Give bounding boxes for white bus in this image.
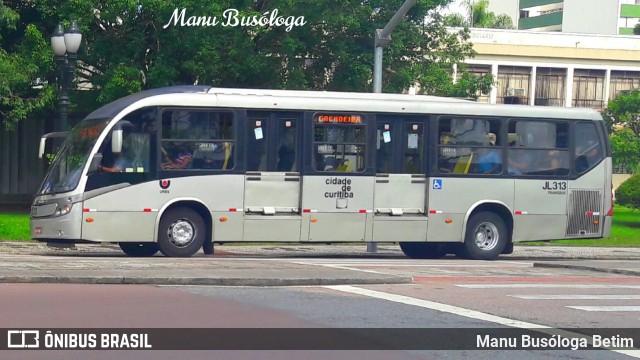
[31,86,613,260]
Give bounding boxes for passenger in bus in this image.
[575,140,601,173]
[475,147,502,174]
[98,153,131,173]
[542,149,567,174]
[507,153,528,175]
[162,143,193,169]
[277,133,296,171]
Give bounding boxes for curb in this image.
[533,262,640,277]
[0,276,413,286]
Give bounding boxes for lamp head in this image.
[63,21,82,54]
[51,24,66,56]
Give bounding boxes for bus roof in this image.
[85,85,603,122]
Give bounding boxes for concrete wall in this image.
[563,0,620,34]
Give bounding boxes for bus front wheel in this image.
[158,207,205,257]
[462,212,507,260]
[119,242,159,257]
[399,242,448,259]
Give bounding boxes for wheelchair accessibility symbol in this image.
[432,179,442,190]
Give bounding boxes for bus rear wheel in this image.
[158,207,205,257]
[461,211,507,260]
[119,242,159,257]
[399,242,449,259]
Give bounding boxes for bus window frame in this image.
[505,118,572,179]
[157,107,239,174]
[308,111,371,175]
[433,115,505,177]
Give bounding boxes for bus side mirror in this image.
[38,131,69,159]
[112,129,123,154]
[39,138,47,159]
[88,153,103,173]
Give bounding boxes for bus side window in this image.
[574,122,603,174]
[313,117,366,173]
[508,120,570,176]
[161,110,235,171]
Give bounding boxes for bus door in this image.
[372,116,428,242]
[243,112,302,241]
[301,113,373,242]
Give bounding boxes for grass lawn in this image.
[0,206,638,245]
[0,213,31,241]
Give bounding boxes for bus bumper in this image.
[602,216,613,238]
[31,204,83,242]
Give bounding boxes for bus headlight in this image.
[55,203,73,216]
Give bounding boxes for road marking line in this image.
[567,306,640,312]
[458,284,640,289]
[325,285,640,358]
[512,295,640,300]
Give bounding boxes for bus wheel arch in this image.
[462,203,513,260]
[157,200,212,257]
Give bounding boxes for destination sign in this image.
[316,114,362,124]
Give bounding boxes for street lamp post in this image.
[51,21,82,132]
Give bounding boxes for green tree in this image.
[1,0,491,128]
[445,0,514,29]
[603,89,640,173]
[634,23,640,35]
[0,1,55,129]
[616,174,640,209]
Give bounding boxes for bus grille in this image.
[566,190,602,236]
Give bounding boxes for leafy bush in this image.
[616,174,640,210]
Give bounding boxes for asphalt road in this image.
[1,252,639,360]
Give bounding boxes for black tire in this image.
[158,207,205,257]
[399,242,449,259]
[119,242,159,257]
[461,211,507,260]
[202,240,214,255]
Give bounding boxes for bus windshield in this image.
[38,119,110,195]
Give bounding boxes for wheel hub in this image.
[168,219,195,247]
[474,222,499,251]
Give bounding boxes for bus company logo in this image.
[7,330,40,348]
[159,180,171,189]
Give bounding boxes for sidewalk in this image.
[0,241,638,285]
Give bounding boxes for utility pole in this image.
[370,0,416,253]
[372,0,417,93]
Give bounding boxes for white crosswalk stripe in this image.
[457,284,640,289]
[567,306,640,312]
[457,283,640,313]
[511,295,640,300]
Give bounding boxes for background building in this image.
[459,28,640,109]
[471,0,640,35]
